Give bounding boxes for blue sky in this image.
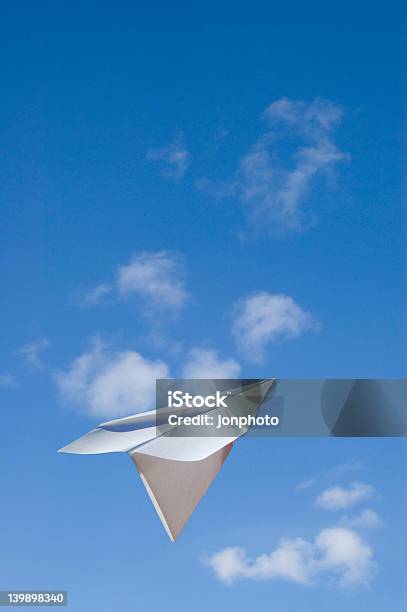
[0,2,406,610]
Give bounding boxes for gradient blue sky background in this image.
[1,2,406,611]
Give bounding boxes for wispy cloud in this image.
[327,461,363,478]
[182,348,241,378]
[146,133,191,180]
[296,461,363,492]
[204,527,375,588]
[199,97,349,233]
[296,478,316,491]
[78,283,112,307]
[80,251,188,312]
[316,482,375,511]
[16,338,50,369]
[0,373,15,387]
[340,509,381,530]
[56,338,169,418]
[232,292,318,362]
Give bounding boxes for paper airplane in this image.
[59,379,275,541]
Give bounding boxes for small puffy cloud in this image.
[117,251,187,309]
[146,134,191,180]
[0,373,15,387]
[80,251,188,311]
[340,510,381,530]
[232,292,317,362]
[314,527,375,588]
[56,339,169,418]
[200,97,349,233]
[204,539,312,586]
[316,482,375,511]
[205,547,250,585]
[205,527,375,589]
[182,348,241,379]
[17,338,50,369]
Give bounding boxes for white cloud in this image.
[232,292,317,362]
[205,547,251,584]
[17,338,50,369]
[315,527,375,588]
[146,133,191,180]
[0,373,15,387]
[56,339,169,418]
[81,251,188,311]
[182,348,241,378]
[117,251,187,309]
[200,97,349,233]
[340,510,381,530]
[205,527,375,589]
[316,482,375,511]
